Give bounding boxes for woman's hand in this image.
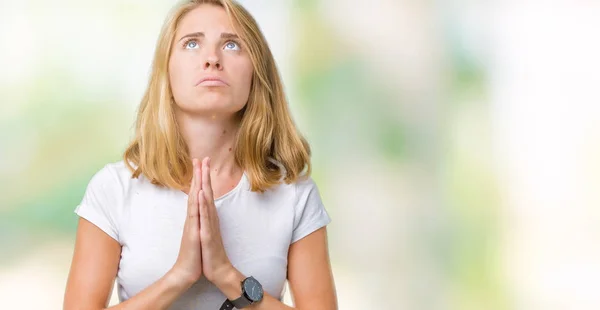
[198,157,235,284]
[171,158,203,287]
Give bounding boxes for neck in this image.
[175,110,241,177]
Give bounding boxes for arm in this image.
[63,218,194,310]
[65,159,207,310]
[214,227,338,310]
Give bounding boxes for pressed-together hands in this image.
[172,157,234,287]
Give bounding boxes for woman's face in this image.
[169,4,254,117]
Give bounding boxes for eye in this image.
[224,41,240,51]
[184,39,199,49]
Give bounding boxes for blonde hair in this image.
[123,0,311,192]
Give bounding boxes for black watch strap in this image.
[219,299,235,310]
[231,295,253,308]
[220,296,252,310]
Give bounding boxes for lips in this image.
[196,76,229,86]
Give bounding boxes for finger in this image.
[198,189,210,232]
[197,158,203,192]
[187,159,200,221]
[202,157,214,202]
[191,158,199,192]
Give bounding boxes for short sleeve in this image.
[74,164,122,243]
[291,177,332,243]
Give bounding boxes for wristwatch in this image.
[219,276,264,309]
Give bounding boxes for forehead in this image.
[176,4,237,37]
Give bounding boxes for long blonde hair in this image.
[124,0,311,192]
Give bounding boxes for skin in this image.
[63,4,337,310]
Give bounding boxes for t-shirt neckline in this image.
[178,171,247,204]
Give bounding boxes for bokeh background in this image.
[1,0,600,309]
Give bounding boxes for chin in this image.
[180,98,246,116]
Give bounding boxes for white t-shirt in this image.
[74,160,331,309]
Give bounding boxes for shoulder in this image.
[263,157,320,200]
[103,160,135,180]
[256,171,317,197]
[76,161,136,242]
[256,174,322,213]
[291,175,324,210]
[86,160,146,197]
[292,175,319,195]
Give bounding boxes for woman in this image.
[63,0,337,309]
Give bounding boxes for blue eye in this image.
[185,40,199,49]
[224,41,240,51]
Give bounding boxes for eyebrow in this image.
[178,32,239,42]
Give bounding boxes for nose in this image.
[204,55,222,70]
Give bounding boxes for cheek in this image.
[235,61,254,98]
[168,62,180,93]
[168,55,192,94]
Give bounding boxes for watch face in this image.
[243,277,264,302]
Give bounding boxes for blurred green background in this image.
[1,1,600,309]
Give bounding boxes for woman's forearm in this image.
[104,269,192,310]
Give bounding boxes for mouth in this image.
[196,77,229,87]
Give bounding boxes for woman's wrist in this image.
[213,265,246,300]
[167,267,196,292]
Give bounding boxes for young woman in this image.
[63,0,337,309]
